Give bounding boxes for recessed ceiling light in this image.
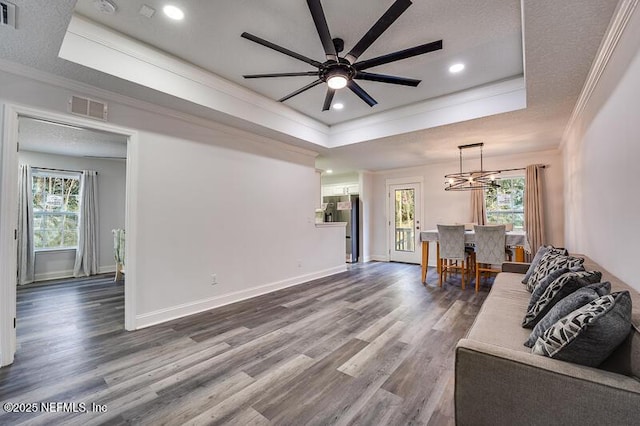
[163,5,185,20]
[94,0,117,14]
[333,103,344,110]
[449,63,465,73]
[326,169,333,174]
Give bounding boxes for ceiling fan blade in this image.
[242,32,323,68]
[322,88,335,111]
[354,40,443,71]
[244,71,320,79]
[355,71,420,87]
[348,81,378,107]
[278,79,324,102]
[306,0,338,61]
[345,0,412,64]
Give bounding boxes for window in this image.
[485,176,525,229]
[32,171,81,250]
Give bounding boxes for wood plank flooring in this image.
[0,263,490,425]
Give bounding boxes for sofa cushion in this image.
[532,291,632,367]
[524,282,611,347]
[525,251,585,292]
[522,270,603,328]
[521,245,568,285]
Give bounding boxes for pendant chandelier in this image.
[444,143,501,191]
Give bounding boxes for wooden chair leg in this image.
[438,258,443,287]
[461,260,466,290]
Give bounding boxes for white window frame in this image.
[31,169,82,252]
[485,175,525,230]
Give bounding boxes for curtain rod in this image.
[32,166,97,175]
[498,165,547,173]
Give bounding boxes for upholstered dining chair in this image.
[474,225,506,292]
[437,224,472,289]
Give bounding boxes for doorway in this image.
[387,180,422,264]
[0,104,138,367]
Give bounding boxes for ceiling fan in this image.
[241,0,443,111]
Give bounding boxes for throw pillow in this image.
[527,267,572,311]
[522,270,602,328]
[532,291,632,367]
[524,282,611,347]
[521,245,568,285]
[525,252,584,292]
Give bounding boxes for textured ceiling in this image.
[19,117,128,158]
[0,0,621,173]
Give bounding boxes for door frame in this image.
[0,103,140,367]
[385,176,423,263]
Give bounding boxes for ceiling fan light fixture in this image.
[327,75,348,90]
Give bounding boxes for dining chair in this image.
[474,225,506,292]
[437,224,472,289]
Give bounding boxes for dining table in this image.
[420,229,527,282]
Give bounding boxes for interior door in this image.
[388,183,422,263]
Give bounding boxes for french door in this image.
[388,183,422,264]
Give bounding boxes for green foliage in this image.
[485,177,525,228]
[32,174,81,249]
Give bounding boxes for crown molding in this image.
[561,0,639,147]
[0,59,320,160]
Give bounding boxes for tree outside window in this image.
[485,176,525,229]
[32,172,81,250]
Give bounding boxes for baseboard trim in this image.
[370,255,389,262]
[34,265,117,282]
[135,265,347,329]
[34,269,74,282]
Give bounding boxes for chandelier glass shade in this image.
[444,143,501,191]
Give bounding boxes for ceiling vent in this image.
[69,96,108,121]
[0,1,16,28]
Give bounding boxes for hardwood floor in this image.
[0,263,490,425]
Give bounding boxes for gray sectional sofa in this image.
[455,256,640,425]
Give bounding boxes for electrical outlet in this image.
[211,274,217,285]
[297,260,302,268]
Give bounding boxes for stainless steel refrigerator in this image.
[323,194,359,263]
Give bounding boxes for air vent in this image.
[0,1,16,28]
[69,96,108,121]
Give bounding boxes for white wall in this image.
[18,151,126,281]
[563,6,640,291]
[370,149,564,264]
[0,68,346,329]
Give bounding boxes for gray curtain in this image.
[471,189,487,225]
[17,164,35,285]
[74,170,99,277]
[524,164,546,259]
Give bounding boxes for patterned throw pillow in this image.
[525,252,584,292]
[532,291,632,367]
[524,282,611,347]
[522,270,602,328]
[521,246,568,285]
[527,267,572,311]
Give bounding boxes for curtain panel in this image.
[471,189,487,225]
[524,164,546,260]
[17,164,35,285]
[74,170,99,277]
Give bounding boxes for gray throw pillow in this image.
[525,252,584,293]
[521,246,568,285]
[527,267,572,311]
[522,270,602,328]
[525,282,611,347]
[532,291,632,367]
